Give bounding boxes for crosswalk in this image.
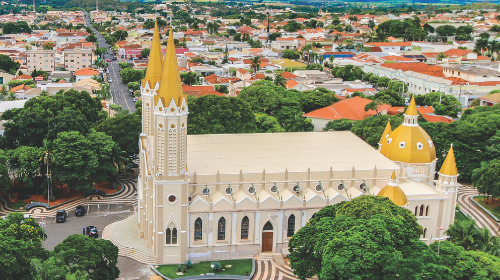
[0,172,139,219]
[252,255,298,280]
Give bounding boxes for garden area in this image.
[155,259,253,279]
[454,210,468,223]
[473,196,500,220]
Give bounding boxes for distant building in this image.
[26,50,56,72]
[63,48,94,71]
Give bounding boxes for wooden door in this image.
[262,232,273,252]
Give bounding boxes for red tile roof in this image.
[281,72,298,79]
[74,68,99,76]
[303,96,391,121]
[387,106,454,123]
[286,80,300,89]
[381,63,444,77]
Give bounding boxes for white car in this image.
[108,79,112,83]
[129,89,134,93]
[133,98,138,102]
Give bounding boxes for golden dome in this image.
[378,120,392,154]
[380,96,436,164]
[439,145,458,176]
[378,171,408,206]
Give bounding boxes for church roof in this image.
[439,145,458,176]
[156,28,185,107]
[377,171,408,206]
[186,131,399,175]
[378,120,392,146]
[143,21,163,90]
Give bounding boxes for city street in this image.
[84,12,136,113]
[35,204,135,250]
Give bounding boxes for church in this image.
[137,22,460,264]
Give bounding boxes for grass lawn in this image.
[473,196,500,220]
[454,210,468,223]
[8,200,29,210]
[156,259,253,279]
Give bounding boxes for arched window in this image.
[172,228,177,244]
[263,221,273,231]
[414,206,418,216]
[423,228,427,238]
[287,214,295,237]
[166,228,171,244]
[194,218,202,241]
[419,205,424,216]
[241,216,249,240]
[425,206,429,216]
[218,217,226,241]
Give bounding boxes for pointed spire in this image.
[378,171,407,206]
[390,171,396,180]
[439,144,458,176]
[143,21,163,89]
[405,96,418,116]
[378,120,392,145]
[156,28,185,107]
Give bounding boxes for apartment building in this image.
[64,48,94,71]
[26,50,56,72]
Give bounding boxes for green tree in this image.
[254,113,285,133]
[127,81,140,91]
[120,68,144,84]
[94,114,142,156]
[187,95,257,134]
[8,146,44,188]
[0,149,11,192]
[471,159,500,202]
[118,62,130,69]
[53,234,119,280]
[330,65,364,81]
[52,131,98,190]
[141,48,150,58]
[273,73,287,88]
[436,25,457,37]
[282,50,301,60]
[302,88,339,113]
[112,30,128,41]
[0,54,20,74]
[86,130,116,182]
[180,72,200,85]
[325,119,353,131]
[250,56,261,73]
[86,34,97,43]
[288,196,444,280]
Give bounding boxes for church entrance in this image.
[262,221,273,252]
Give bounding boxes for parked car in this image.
[75,205,85,216]
[108,79,112,83]
[86,226,99,238]
[129,89,133,93]
[106,69,110,74]
[112,57,117,61]
[133,97,138,102]
[105,59,111,62]
[56,210,68,223]
[125,163,139,170]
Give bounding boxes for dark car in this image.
[75,205,85,216]
[125,163,139,170]
[55,210,68,223]
[86,226,99,238]
[112,57,117,60]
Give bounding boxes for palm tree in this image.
[7,92,17,101]
[446,217,478,251]
[355,43,364,52]
[301,44,313,61]
[335,43,344,52]
[39,90,50,97]
[250,56,261,73]
[489,40,500,60]
[0,85,8,100]
[274,73,286,87]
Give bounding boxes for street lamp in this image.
[437,227,444,256]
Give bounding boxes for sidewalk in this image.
[113,213,153,256]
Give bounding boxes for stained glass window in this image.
[218,217,226,240]
[172,228,177,244]
[287,215,295,237]
[241,216,249,239]
[166,228,171,244]
[194,218,202,241]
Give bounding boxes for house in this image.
[0,71,14,86]
[364,42,412,53]
[303,96,391,131]
[478,92,500,106]
[73,68,100,82]
[286,80,310,91]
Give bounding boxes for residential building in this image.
[63,48,94,71]
[26,50,56,72]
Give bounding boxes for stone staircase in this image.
[102,219,154,265]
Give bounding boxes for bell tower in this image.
[139,25,189,264]
[435,145,460,232]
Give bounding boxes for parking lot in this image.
[35,203,135,250]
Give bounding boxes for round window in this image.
[270,185,278,193]
[399,141,406,148]
[387,138,392,144]
[337,183,344,191]
[225,187,233,195]
[416,142,423,150]
[168,195,177,203]
[315,184,323,192]
[248,186,256,194]
[293,185,301,193]
[359,183,366,191]
[202,188,210,196]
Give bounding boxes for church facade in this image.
[137,23,460,265]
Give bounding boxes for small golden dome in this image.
[378,120,392,154]
[378,171,408,206]
[439,144,458,176]
[381,96,436,164]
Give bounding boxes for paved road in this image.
[457,185,499,236]
[84,12,136,113]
